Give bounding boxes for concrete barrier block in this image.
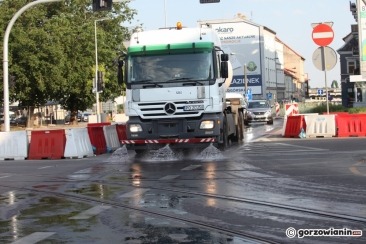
[64,128,94,159]
[0,131,29,160]
[103,125,120,152]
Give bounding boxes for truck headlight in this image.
[129,124,142,133]
[200,120,214,129]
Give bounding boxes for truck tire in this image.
[232,111,244,142]
[237,110,244,141]
[219,118,229,151]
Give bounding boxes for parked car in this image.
[82,112,93,122]
[244,100,273,125]
[10,117,28,127]
[64,112,82,124]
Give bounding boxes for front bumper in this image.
[121,138,216,150]
[246,113,273,122]
[124,113,223,150]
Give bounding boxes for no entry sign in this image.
[312,24,334,46]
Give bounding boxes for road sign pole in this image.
[312,23,334,115]
[321,46,330,114]
[244,64,248,98]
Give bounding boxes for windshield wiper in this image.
[134,79,163,88]
[166,78,204,86]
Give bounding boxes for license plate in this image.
[184,105,204,111]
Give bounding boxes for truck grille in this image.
[137,101,203,118]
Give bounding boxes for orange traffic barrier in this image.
[115,123,127,143]
[28,129,66,160]
[336,114,366,137]
[284,115,305,138]
[87,124,107,154]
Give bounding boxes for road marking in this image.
[69,205,111,220]
[274,143,327,151]
[253,138,271,142]
[350,160,366,177]
[74,168,92,174]
[118,188,149,198]
[0,174,11,179]
[38,166,52,169]
[159,175,180,181]
[11,232,55,244]
[181,165,201,171]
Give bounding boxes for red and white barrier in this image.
[282,103,299,136]
[275,102,280,117]
[285,103,299,116]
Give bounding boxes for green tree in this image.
[0,0,136,125]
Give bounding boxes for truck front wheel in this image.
[219,119,229,151]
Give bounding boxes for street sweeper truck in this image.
[118,22,245,154]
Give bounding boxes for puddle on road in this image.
[0,195,92,243]
[124,217,242,244]
[68,183,123,200]
[0,191,33,206]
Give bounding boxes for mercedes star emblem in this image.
[164,103,176,115]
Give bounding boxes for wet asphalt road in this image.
[0,118,366,244]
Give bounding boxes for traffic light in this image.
[93,0,112,12]
[97,71,104,92]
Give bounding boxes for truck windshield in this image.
[127,52,214,84]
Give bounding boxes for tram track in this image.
[93,179,366,225]
[1,162,366,226]
[2,176,366,226]
[0,183,278,244]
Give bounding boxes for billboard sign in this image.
[226,75,262,94]
[207,21,262,95]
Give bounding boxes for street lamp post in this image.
[164,0,167,27]
[274,56,281,103]
[243,63,248,97]
[2,0,62,132]
[94,18,110,123]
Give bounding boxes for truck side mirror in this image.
[221,62,228,78]
[221,53,229,62]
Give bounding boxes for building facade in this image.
[338,2,366,108]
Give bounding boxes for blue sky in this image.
[125,0,356,88]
